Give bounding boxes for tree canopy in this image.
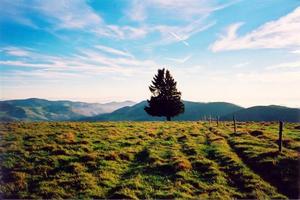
[145,68,184,121]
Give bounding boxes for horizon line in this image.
[1,97,299,109]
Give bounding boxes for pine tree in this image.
[145,68,184,121]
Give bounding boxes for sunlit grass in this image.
[0,121,299,199]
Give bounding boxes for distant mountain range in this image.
[82,101,300,122]
[220,105,300,122]
[0,98,135,121]
[0,98,299,122]
[82,101,244,121]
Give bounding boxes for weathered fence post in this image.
[217,116,219,127]
[233,115,237,133]
[278,121,283,152]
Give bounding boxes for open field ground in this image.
[0,121,299,199]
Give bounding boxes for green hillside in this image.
[82,101,300,122]
[1,99,299,122]
[1,122,299,199]
[82,101,244,121]
[221,105,300,122]
[0,98,135,121]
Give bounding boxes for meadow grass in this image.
[0,121,299,199]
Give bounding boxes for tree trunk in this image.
[166,116,171,121]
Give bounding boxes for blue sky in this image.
[0,0,299,107]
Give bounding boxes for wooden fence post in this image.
[278,121,283,152]
[217,116,219,127]
[233,115,237,133]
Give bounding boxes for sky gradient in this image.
[0,0,300,107]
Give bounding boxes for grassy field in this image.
[0,121,299,199]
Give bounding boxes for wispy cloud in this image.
[166,55,192,63]
[1,47,32,57]
[123,0,235,46]
[1,0,149,40]
[0,0,38,29]
[34,0,103,29]
[99,25,148,39]
[169,32,190,46]
[127,0,239,21]
[232,62,250,69]
[151,18,216,46]
[1,0,232,45]
[290,49,300,54]
[94,45,133,58]
[266,61,300,70]
[36,1,150,40]
[211,7,300,52]
[0,46,157,79]
[236,71,300,83]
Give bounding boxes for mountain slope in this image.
[81,101,244,121]
[0,98,135,121]
[1,98,299,122]
[220,105,300,122]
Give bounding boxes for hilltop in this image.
[82,101,300,122]
[0,98,135,121]
[0,98,299,122]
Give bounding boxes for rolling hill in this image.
[220,105,300,122]
[1,98,299,122]
[0,98,135,121]
[81,101,244,121]
[81,101,300,122]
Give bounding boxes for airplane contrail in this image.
[169,32,190,47]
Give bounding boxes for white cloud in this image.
[127,0,147,21]
[0,0,39,29]
[150,18,216,46]
[94,45,133,58]
[34,1,148,40]
[1,0,233,43]
[211,7,300,52]
[104,25,148,39]
[1,0,150,40]
[127,0,239,21]
[166,55,192,63]
[124,0,234,45]
[266,61,300,70]
[232,62,249,68]
[1,47,32,57]
[78,49,156,70]
[33,0,103,29]
[169,32,190,46]
[0,60,47,68]
[236,71,300,83]
[0,46,158,79]
[290,49,300,54]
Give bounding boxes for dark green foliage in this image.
[145,69,184,121]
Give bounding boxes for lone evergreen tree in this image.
[145,68,184,121]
